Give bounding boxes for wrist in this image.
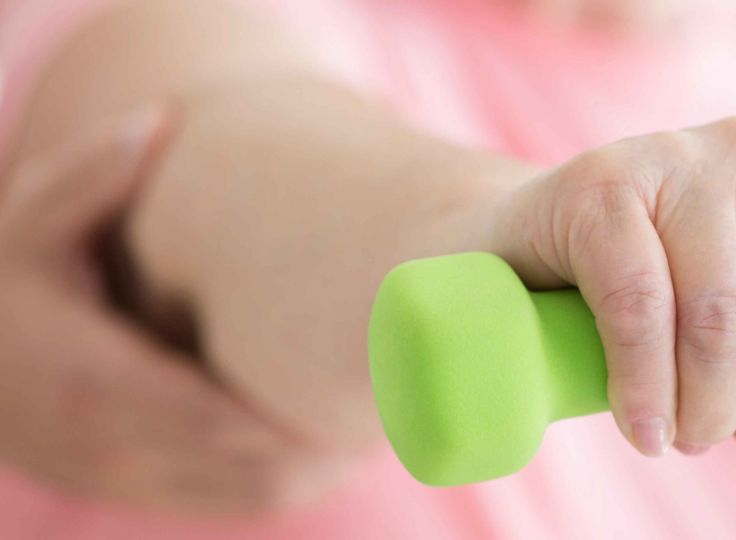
[452,150,542,255]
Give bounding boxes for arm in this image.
[15,0,535,462]
[21,0,733,507]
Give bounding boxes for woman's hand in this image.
[490,117,736,457]
[0,108,303,512]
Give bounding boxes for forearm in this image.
[14,0,536,259]
[128,74,536,308]
[121,72,539,448]
[14,0,540,451]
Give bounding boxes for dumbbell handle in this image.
[531,287,608,421]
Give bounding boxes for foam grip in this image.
[369,252,609,486]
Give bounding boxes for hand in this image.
[490,117,736,457]
[0,107,305,512]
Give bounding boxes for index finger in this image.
[566,182,676,457]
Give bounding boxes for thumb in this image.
[2,104,171,253]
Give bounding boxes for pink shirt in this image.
[1,0,736,538]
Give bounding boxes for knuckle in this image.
[611,381,669,421]
[554,146,653,243]
[608,366,673,413]
[650,129,694,157]
[561,147,624,192]
[612,378,666,397]
[598,274,671,347]
[566,183,632,255]
[584,180,630,216]
[678,294,736,366]
[561,171,641,231]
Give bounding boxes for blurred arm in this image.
[13,0,538,457]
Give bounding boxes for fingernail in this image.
[632,417,670,457]
[120,104,167,162]
[674,441,710,456]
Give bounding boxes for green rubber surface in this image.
[369,252,609,486]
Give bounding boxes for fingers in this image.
[567,182,676,457]
[0,104,171,254]
[660,178,736,451]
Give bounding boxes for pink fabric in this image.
[2,0,736,537]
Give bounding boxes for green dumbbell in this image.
[368,252,609,486]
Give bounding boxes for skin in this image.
[488,124,736,454]
[0,109,318,512]
[7,0,735,511]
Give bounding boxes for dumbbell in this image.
[368,252,608,486]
